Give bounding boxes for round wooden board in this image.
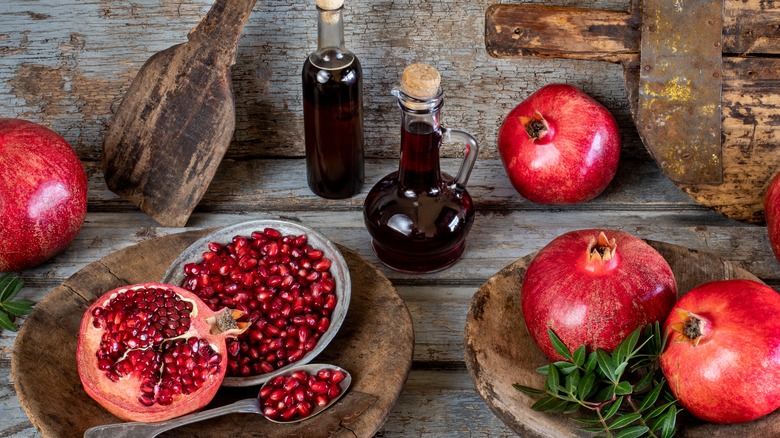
[11,230,414,438]
[464,240,780,437]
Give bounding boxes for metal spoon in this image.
[83,364,351,438]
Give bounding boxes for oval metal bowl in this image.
[162,219,351,387]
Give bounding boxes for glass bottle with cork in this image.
[303,0,364,199]
[363,64,479,273]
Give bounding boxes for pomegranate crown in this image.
[519,110,549,140]
[668,309,706,347]
[587,232,617,263]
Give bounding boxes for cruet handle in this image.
[442,128,479,187]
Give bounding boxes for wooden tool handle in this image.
[485,3,640,63]
[189,0,259,63]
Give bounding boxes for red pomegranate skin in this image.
[497,84,620,204]
[77,283,243,422]
[765,171,780,263]
[521,229,677,361]
[0,118,87,272]
[660,279,780,424]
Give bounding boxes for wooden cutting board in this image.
[464,240,780,437]
[486,0,780,224]
[11,230,414,438]
[102,0,257,227]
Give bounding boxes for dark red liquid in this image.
[303,56,364,198]
[363,121,474,273]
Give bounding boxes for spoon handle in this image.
[83,398,261,438]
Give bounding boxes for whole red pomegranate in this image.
[77,283,247,422]
[765,171,780,263]
[0,118,87,272]
[497,84,620,204]
[660,279,780,424]
[521,229,677,361]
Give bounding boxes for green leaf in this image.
[594,385,617,403]
[637,381,664,412]
[651,405,678,438]
[554,361,579,376]
[602,396,624,421]
[536,364,550,376]
[580,426,609,433]
[1,300,34,317]
[546,363,560,395]
[610,413,642,429]
[623,326,643,357]
[613,362,629,380]
[512,383,544,395]
[660,407,678,438]
[563,401,581,414]
[645,401,676,420]
[633,370,655,394]
[565,369,581,393]
[614,381,632,396]
[578,372,596,400]
[573,345,586,368]
[531,396,569,413]
[597,349,617,382]
[548,328,572,361]
[614,425,649,438]
[0,275,23,302]
[585,351,599,373]
[572,416,603,425]
[0,311,16,332]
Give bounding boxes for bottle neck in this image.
[398,105,443,190]
[318,7,346,51]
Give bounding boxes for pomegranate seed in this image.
[296,401,312,417]
[310,381,329,394]
[263,228,281,240]
[328,385,342,399]
[307,249,324,261]
[293,234,307,247]
[317,369,332,381]
[315,394,329,407]
[263,406,279,419]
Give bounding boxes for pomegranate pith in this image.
[77,283,246,422]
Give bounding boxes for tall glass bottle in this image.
[363,64,479,273]
[303,0,364,198]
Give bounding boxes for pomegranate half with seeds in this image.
[76,283,247,422]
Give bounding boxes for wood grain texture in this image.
[0,0,647,163]
[10,231,413,438]
[485,1,780,223]
[2,1,780,436]
[464,241,780,438]
[102,0,257,227]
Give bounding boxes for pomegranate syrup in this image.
[303,56,364,198]
[364,121,475,273]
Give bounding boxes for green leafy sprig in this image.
[0,273,34,332]
[514,323,681,438]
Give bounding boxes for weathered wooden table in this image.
[1,1,777,436]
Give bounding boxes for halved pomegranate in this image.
[76,283,247,422]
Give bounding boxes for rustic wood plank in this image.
[84,158,700,214]
[485,3,639,62]
[102,0,258,227]
[487,0,780,60]
[0,0,648,163]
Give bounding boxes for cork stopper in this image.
[316,0,344,10]
[401,64,441,100]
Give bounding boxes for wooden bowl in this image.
[464,240,780,437]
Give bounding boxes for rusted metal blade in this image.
[637,0,724,184]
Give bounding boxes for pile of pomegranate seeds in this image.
[259,368,347,421]
[91,287,221,406]
[181,227,338,377]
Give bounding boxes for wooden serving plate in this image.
[11,230,414,438]
[464,240,780,437]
